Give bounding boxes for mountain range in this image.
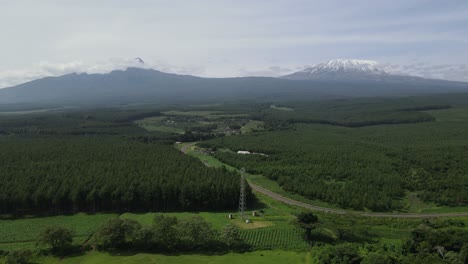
[1,59,467,106]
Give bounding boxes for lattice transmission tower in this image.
[239,168,247,220]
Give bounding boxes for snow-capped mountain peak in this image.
[282,59,391,81]
[303,59,388,74]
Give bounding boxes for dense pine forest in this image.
[1,95,468,214]
[0,136,247,215]
[201,95,468,212]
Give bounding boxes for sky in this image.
[0,0,467,88]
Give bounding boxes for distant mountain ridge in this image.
[0,65,468,106]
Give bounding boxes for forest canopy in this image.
[0,136,248,215]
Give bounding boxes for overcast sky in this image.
[1,0,467,88]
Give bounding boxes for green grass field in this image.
[0,194,306,252]
[135,116,185,134]
[426,107,468,122]
[241,120,265,134]
[270,105,294,111]
[162,110,224,116]
[184,145,236,169]
[0,213,117,251]
[0,108,67,116]
[37,250,309,264]
[162,110,248,119]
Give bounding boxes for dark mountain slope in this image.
[0,67,467,106]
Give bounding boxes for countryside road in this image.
[181,142,468,218]
[249,183,468,218]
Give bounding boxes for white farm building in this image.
[237,150,251,155]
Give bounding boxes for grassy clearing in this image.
[138,123,184,134]
[241,120,265,134]
[186,145,236,170]
[0,189,308,253]
[0,108,67,116]
[403,191,468,214]
[270,105,294,111]
[135,116,184,134]
[122,205,310,250]
[162,110,248,120]
[121,212,237,231]
[39,250,308,264]
[426,107,468,122]
[162,110,224,116]
[0,213,116,251]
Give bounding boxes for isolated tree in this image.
[36,226,73,253]
[296,212,319,241]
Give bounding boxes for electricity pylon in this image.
[239,168,247,220]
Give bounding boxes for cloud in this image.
[238,66,294,77]
[1,58,467,89]
[0,58,206,88]
[386,62,468,82]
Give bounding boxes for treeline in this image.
[90,215,247,252]
[3,215,247,263]
[0,137,251,215]
[0,112,146,136]
[248,95,468,129]
[114,111,162,123]
[253,100,442,128]
[261,111,435,128]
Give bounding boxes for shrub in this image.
[36,226,73,253]
[5,250,32,264]
[90,218,142,250]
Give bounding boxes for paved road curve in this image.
[181,142,468,218]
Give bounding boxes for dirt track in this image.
[250,183,468,218]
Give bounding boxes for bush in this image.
[151,215,179,250]
[221,224,245,249]
[315,243,361,264]
[361,253,398,264]
[36,226,73,253]
[176,216,218,250]
[90,218,142,250]
[5,250,32,264]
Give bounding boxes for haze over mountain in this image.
[1,59,468,106]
